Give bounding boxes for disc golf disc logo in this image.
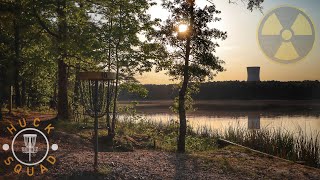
[2,118,58,176]
[258,6,315,63]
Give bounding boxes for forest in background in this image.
[119,81,320,100]
[0,0,166,116]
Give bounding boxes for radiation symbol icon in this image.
[258,6,315,63]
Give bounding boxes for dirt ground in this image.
[1,130,320,180]
[1,110,320,180]
[0,109,56,123]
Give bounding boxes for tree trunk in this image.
[177,2,194,153]
[0,96,2,121]
[26,81,30,107]
[178,85,187,152]
[0,76,2,121]
[177,39,191,153]
[111,5,122,138]
[57,59,69,119]
[56,0,69,120]
[73,64,80,102]
[21,79,26,106]
[53,73,58,110]
[106,18,112,135]
[0,106,2,121]
[13,2,21,107]
[111,47,119,138]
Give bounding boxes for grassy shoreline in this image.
[56,113,320,168]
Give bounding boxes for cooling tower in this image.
[247,67,260,82]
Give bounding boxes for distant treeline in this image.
[119,81,320,100]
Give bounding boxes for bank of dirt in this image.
[1,130,320,180]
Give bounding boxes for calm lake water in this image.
[120,100,320,137]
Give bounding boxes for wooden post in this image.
[9,86,13,113]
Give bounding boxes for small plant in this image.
[98,165,111,175]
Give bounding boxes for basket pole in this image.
[94,80,99,171]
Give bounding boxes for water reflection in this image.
[119,100,320,141]
[130,113,320,137]
[248,114,260,130]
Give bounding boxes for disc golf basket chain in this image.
[79,79,115,118]
[22,134,38,162]
[77,71,116,171]
[73,75,115,126]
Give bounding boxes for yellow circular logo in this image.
[258,6,315,63]
[2,118,58,177]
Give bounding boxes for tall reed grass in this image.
[118,115,320,168]
[219,125,320,167]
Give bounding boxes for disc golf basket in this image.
[77,71,116,170]
[22,134,38,162]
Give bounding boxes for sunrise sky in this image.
[136,0,320,84]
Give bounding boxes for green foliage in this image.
[55,120,83,134]
[156,0,228,152]
[116,115,217,152]
[0,0,58,107]
[120,83,148,98]
[156,0,227,82]
[0,0,166,115]
[95,0,167,78]
[244,0,264,11]
[170,82,199,113]
[118,101,138,116]
[186,135,216,152]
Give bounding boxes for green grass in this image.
[220,125,320,168]
[116,116,218,152]
[98,165,112,175]
[118,115,320,168]
[59,114,320,168]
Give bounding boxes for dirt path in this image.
[1,110,56,123]
[2,131,320,180]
